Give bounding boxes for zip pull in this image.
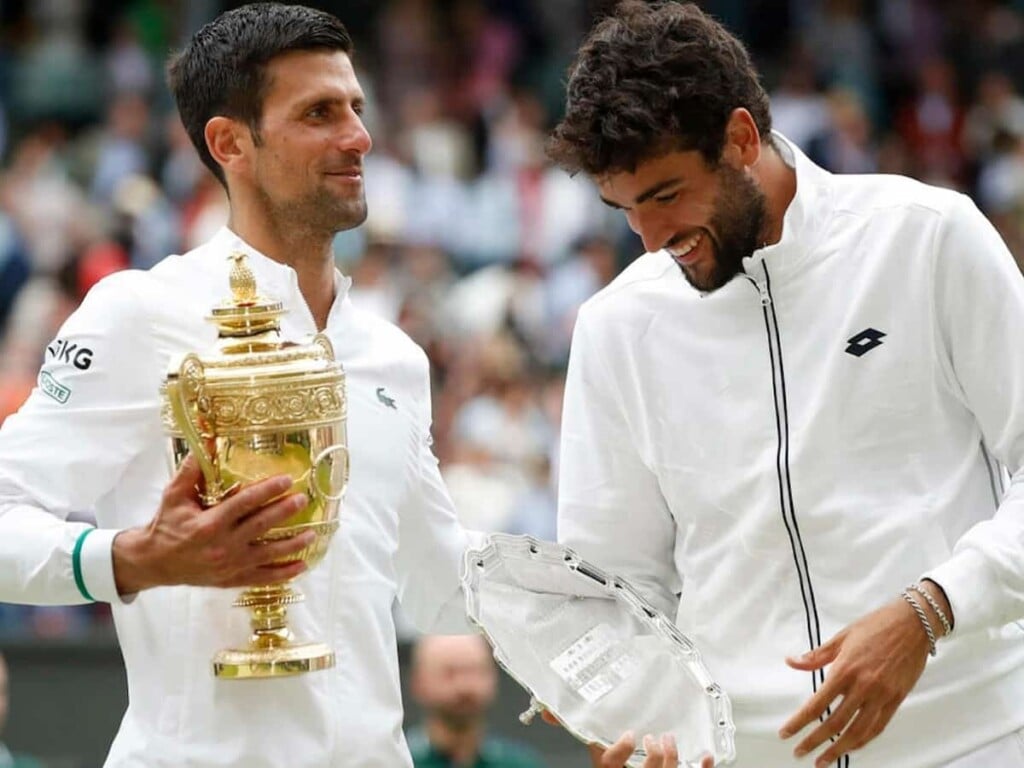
[755,281,771,307]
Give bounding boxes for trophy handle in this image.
[310,444,349,504]
[311,333,336,361]
[167,354,226,505]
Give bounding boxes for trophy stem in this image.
[240,583,300,648]
[211,583,335,679]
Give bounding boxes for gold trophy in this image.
[162,253,349,679]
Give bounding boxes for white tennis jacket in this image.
[558,136,1024,767]
[0,227,473,767]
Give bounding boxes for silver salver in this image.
[462,534,736,767]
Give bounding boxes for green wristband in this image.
[72,528,97,602]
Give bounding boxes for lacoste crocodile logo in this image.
[376,386,397,409]
[845,328,886,357]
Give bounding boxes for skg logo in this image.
[46,338,94,370]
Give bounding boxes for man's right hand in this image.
[589,732,714,768]
[111,455,314,595]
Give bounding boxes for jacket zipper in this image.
[748,263,847,767]
[980,441,1006,509]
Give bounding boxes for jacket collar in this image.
[740,131,834,282]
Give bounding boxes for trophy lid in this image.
[208,252,286,339]
[161,253,345,438]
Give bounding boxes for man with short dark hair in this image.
[551,2,1024,767]
[0,5,474,767]
[407,635,547,768]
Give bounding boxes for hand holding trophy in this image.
[162,253,350,679]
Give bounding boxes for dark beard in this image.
[432,706,484,732]
[678,163,767,292]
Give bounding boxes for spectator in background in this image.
[0,123,93,275]
[104,17,154,98]
[442,332,550,534]
[768,43,829,152]
[804,0,879,121]
[0,214,29,339]
[88,93,150,205]
[407,635,547,768]
[806,87,878,174]
[376,0,444,117]
[963,70,1024,165]
[543,235,618,365]
[897,56,966,186]
[975,128,1024,271]
[0,653,43,768]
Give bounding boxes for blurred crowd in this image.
[4,0,1024,638]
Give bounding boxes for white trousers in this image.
[942,728,1024,767]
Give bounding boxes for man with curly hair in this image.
[551,2,1024,767]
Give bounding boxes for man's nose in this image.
[340,113,372,156]
[627,209,669,254]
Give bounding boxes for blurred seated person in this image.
[407,635,547,768]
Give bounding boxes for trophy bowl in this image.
[162,253,349,679]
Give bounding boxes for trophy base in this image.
[212,642,335,679]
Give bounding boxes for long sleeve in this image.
[0,271,159,606]
[557,304,681,618]
[394,350,479,634]
[924,193,1024,634]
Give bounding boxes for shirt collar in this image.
[741,131,833,280]
[204,226,353,305]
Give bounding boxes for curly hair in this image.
[167,3,353,189]
[548,0,772,176]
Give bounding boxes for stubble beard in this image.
[256,182,368,246]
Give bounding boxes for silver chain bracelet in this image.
[908,583,952,637]
[901,589,937,657]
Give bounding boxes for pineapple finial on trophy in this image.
[228,252,258,305]
[211,254,284,339]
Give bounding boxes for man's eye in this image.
[654,192,678,204]
[307,107,327,119]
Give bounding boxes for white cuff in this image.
[922,549,994,636]
[75,527,134,605]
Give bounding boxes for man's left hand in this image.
[588,732,714,768]
[778,597,932,767]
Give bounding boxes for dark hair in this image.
[167,3,354,187]
[548,0,772,176]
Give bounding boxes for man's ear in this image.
[204,116,251,179]
[721,108,762,169]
